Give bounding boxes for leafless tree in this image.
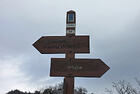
[106,79,140,94]
[113,80,138,94]
[105,88,113,94]
[75,87,88,94]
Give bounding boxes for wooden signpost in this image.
[33,10,110,94]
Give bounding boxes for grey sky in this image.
[0,0,140,94]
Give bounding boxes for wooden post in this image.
[63,77,74,94]
[63,10,76,94]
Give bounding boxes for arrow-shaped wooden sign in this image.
[33,36,89,54]
[50,58,110,77]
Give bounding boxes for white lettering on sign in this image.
[67,65,83,70]
[66,24,76,28]
[66,30,75,34]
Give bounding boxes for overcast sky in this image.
[0,0,140,94]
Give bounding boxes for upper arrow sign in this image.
[50,58,110,77]
[33,36,89,54]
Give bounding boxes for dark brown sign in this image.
[50,58,110,77]
[33,36,89,54]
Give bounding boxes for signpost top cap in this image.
[66,10,76,24]
[67,10,76,13]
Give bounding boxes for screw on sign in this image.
[33,10,110,94]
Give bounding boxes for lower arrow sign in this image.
[50,58,110,77]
